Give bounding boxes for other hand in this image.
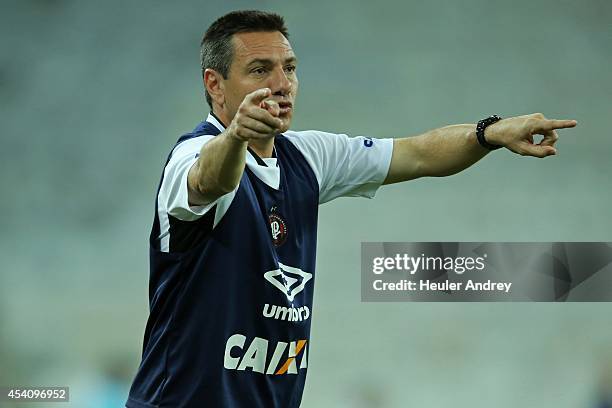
[485,113,577,157]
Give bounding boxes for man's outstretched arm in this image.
[383,113,578,185]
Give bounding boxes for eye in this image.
[251,67,267,75]
[284,64,297,73]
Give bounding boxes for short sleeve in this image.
[158,135,235,222]
[284,130,394,204]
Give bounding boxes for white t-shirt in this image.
[156,114,394,250]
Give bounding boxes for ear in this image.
[204,68,225,107]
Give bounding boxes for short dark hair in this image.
[200,10,289,108]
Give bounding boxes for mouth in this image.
[278,101,293,115]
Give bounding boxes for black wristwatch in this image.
[476,115,503,150]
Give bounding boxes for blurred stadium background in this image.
[1,0,611,407]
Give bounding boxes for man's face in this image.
[221,31,298,132]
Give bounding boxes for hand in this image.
[485,113,577,157]
[226,88,284,142]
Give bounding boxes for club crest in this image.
[269,207,288,247]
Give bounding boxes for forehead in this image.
[231,31,295,64]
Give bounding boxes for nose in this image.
[269,66,292,97]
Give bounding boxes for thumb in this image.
[260,99,280,117]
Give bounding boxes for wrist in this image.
[224,127,250,144]
[476,115,503,150]
[484,123,500,146]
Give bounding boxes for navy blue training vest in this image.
[126,119,319,408]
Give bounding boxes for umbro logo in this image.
[264,263,312,302]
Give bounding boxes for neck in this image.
[248,138,275,158]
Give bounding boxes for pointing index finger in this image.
[539,119,578,131]
[246,88,272,105]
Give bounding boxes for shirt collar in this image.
[205,112,280,189]
[207,112,226,133]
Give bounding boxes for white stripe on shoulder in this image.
[157,194,171,252]
[170,134,216,161]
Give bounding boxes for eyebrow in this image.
[246,56,298,67]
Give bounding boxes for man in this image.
[126,10,577,408]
